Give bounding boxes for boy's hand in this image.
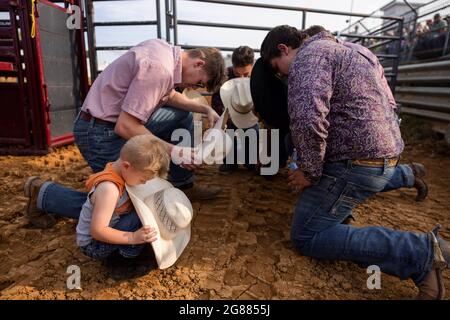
[132,226,158,244]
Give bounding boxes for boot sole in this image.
[415,179,429,202]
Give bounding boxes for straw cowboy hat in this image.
[182,88,209,124]
[220,77,259,129]
[126,177,193,269]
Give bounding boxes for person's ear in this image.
[194,58,205,69]
[277,44,289,55]
[121,161,131,170]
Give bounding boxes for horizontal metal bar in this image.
[396,98,450,113]
[94,21,157,27]
[376,54,398,59]
[181,44,260,52]
[401,107,450,122]
[396,75,450,83]
[177,20,272,31]
[0,28,13,38]
[96,46,132,51]
[396,87,450,96]
[335,33,400,40]
[183,0,403,20]
[368,39,393,50]
[91,0,151,1]
[0,70,17,77]
[396,60,450,72]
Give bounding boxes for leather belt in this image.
[79,111,115,126]
[352,157,399,167]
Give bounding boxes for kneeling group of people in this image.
[23,24,450,299]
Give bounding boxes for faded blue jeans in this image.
[79,211,145,260]
[37,106,194,219]
[291,160,434,285]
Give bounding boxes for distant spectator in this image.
[416,22,425,37]
[430,14,447,35]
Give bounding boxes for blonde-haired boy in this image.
[76,135,170,261]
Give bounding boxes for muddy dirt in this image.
[0,137,449,300]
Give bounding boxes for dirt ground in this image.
[0,133,449,300]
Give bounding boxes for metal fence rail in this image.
[85,0,162,78]
[386,60,450,123]
[166,0,404,92]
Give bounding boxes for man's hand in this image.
[206,107,220,128]
[170,145,201,171]
[287,169,312,193]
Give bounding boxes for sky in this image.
[91,0,432,68]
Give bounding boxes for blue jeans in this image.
[291,160,434,285]
[74,106,195,186]
[37,106,194,219]
[80,211,145,260]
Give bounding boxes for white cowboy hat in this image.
[220,78,259,129]
[200,109,233,164]
[126,177,193,269]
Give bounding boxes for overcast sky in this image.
[92,0,432,68]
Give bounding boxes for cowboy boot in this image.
[416,225,448,300]
[409,162,428,202]
[24,176,56,229]
[181,183,222,201]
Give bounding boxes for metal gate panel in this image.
[0,1,31,145]
[36,0,85,145]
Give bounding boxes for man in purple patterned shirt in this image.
[261,25,450,299]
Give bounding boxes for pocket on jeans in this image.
[329,183,363,218]
[73,131,90,160]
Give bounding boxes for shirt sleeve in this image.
[288,49,334,179]
[121,57,172,122]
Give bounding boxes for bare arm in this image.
[90,182,155,245]
[114,111,174,153]
[167,90,219,127]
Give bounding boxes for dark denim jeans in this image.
[291,160,434,285]
[37,106,194,219]
[79,211,145,260]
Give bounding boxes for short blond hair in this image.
[120,135,170,179]
[187,47,227,93]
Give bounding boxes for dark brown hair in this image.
[232,46,255,67]
[187,47,227,92]
[305,25,327,37]
[260,25,309,62]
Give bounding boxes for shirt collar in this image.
[173,46,182,85]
